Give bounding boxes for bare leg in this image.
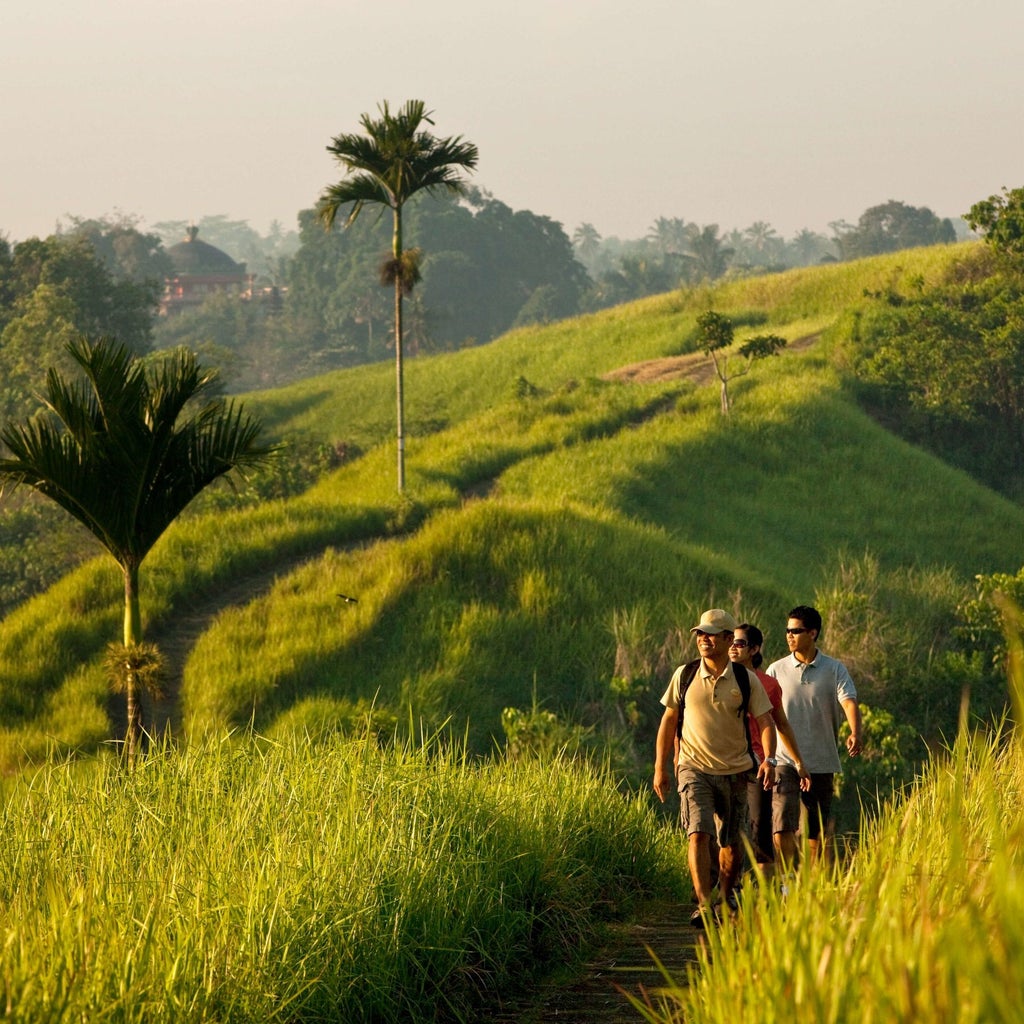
[688,832,714,906]
[774,830,799,871]
[718,844,742,901]
[808,834,833,866]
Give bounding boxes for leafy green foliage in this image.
[835,254,1024,495]
[60,214,174,285]
[501,700,594,761]
[288,188,590,364]
[0,234,159,422]
[0,339,274,573]
[958,568,1024,661]
[696,309,735,352]
[965,186,1024,262]
[0,337,276,760]
[0,495,95,617]
[695,309,787,413]
[835,703,917,816]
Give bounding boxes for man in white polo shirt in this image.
[766,604,862,867]
[653,608,776,926]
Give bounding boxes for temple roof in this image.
[166,225,246,277]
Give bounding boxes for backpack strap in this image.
[732,663,756,770]
[674,659,702,743]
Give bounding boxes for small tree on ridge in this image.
[696,310,787,415]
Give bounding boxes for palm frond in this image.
[0,335,277,568]
[320,99,477,227]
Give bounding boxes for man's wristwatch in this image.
[765,757,778,767]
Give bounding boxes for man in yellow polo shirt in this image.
[653,608,777,927]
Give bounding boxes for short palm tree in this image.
[0,336,276,762]
[317,99,478,492]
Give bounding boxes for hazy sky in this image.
[4,0,1022,245]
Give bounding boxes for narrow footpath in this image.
[485,902,703,1023]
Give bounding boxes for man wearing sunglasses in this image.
[766,605,863,867]
[653,608,776,927]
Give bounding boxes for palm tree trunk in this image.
[393,208,406,493]
[123,562,144,766]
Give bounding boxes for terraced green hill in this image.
[1,242,1018,772]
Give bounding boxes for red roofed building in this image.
[160,225,253,315]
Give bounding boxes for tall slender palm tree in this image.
[317,99,478,492]
[0,336,276,762]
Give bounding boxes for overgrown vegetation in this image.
[0,735,685,1023]
[832,246,1024,497]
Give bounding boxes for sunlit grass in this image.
[180,496,775,746]
[249,245,974,449]
[0,735,686,1024]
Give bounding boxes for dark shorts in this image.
[773,767,834,840]
[747,776,774,863]
[678,766,752,849]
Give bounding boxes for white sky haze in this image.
[3,0,1022,244]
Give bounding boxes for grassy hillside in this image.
[0,241,1019,773]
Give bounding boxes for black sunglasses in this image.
[785,627,809,635]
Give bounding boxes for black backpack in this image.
[674,658,756,770]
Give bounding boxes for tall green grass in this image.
[180,496,781,748]
[0,736,686,1024]
[689,242,978,325]
[497,349,1023,591]
[2,305,1021,767]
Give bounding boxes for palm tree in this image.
[571,222,602,265]
[0,336,276,763]
[317,99,478,492]
[743,220,781,259]
[684,224,734,282]
[646,216,690,256]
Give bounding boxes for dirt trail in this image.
[601,330,819,386]
[485,903,703,1023]
[135,552,320,737]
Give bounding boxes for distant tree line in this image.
[0,197,963,408]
